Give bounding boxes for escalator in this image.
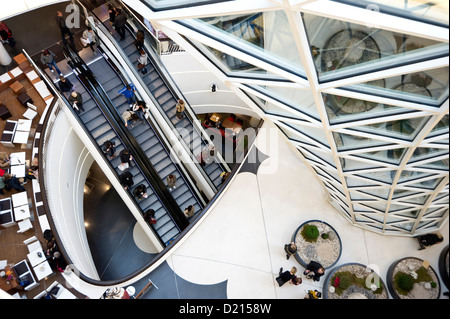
[82,49,204,216]
[61,46,192,246]
[89,0,229,190]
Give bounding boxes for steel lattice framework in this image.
[123,0,449,236]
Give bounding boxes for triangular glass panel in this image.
[415,158,449,170]
[339,156,385,172]
[194,11,304,74]
[332,131,392,151]
[430,114,449,133]
[355,170,397,184]
[351,147,408,165]
[279,121,330,148]
[342,67,449,107]
[408,147,449,163]
[349,116,431,141]
[398,170,434,183]
[302,12,447,81]
[408,177,444,190]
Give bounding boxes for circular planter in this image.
[438,245,449,289]
[292,220,342,269]
[323,263,389,299]
[387,257,441,299]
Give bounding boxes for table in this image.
[9,81,24,94]
[0,265,22,293]
[10,152,25,165]
[27,250,46,267]
[14,204,30,221]
[16,119,32,132]
[12,191,28,208]
[33,260,53,281]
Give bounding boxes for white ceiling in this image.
[0,0,69,21]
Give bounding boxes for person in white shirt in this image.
[81,27,98,52]
[137,49,148,74]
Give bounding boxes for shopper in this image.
[276,267,297,287]
[303,261,325,282]
[3,173,26,192]
[40,49,63,76]
[69,91,84,113]
[114,8,127,41]
[118,84,137,106]
[137,49,148,74]
[183,205,195,218]
[81,27,99,52]
[0,21,15,47]
[119,148,133,168]
[119,171,134,190]
[175,99,186,119]
[133,184,148,201]
[108,4,118,26]
[58,76,74,94]
[102,140,116,159]
[134,30,145,51]
[131,101,148,121]
[121,109,139,127]
[416,233,444,250]
[284,242,297,260]
[143,209,157,224]
[55,11,75,49]
[166,174,177,191]
[0,152,10,169]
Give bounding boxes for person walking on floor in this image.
[303,261,325,282]
[41,49,63,76]
[416,232,444,250]
[284,242,297,260]
[69,91,84,114]
[0,21,15,47]
[55,11,75,50]
[114,8,127,41]
[276,267,297,287]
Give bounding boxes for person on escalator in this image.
[81,27,99,53]
[58,76,74,95]
[118,84,137,106]
[131,101,148,121]
[137,49,148,75]
[133,184,148,201]
[102,140,116,159]
[134,30,145,51]
[69,91,84,114]
[144,209,157,225]
[121,109,139,128]
[114,8,127,41]
[119,171,134,190]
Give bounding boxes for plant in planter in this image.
[321,233,329,240]
[301,224,320,243]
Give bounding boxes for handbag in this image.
[137,62,145,69]
[118,162,129,171]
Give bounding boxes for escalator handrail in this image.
[62,44,188,231]
[96,44,206,208]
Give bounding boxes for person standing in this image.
[131,101,148,121]
[69,91,84,113]
[284,242,297,260]
[137,49,148,74]
[183,205,195,218]
[133,184,148,201]
[81,27,99,52]
[119,148,133,168]
[114,8,127,41]
[0,21,15,47]
[41,50,63,76]
[166,174,177,191]
[134,30,145,51]
[276,267,297,287]
[58,76,74,95]
[144,209,156,224]
[55,11,75,49]
[119,171,134,190]
[102,140,116,159]
[175,99,186,119]
[303,261,325,282]
[121,109,139,128]
[118,84,137,106]
[108,4,117,27]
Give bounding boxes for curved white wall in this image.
[44,110,99,280]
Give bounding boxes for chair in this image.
[17,218,33,233]
[23,108,37,120]
[0,104,12,120]
[23,236,42,253]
